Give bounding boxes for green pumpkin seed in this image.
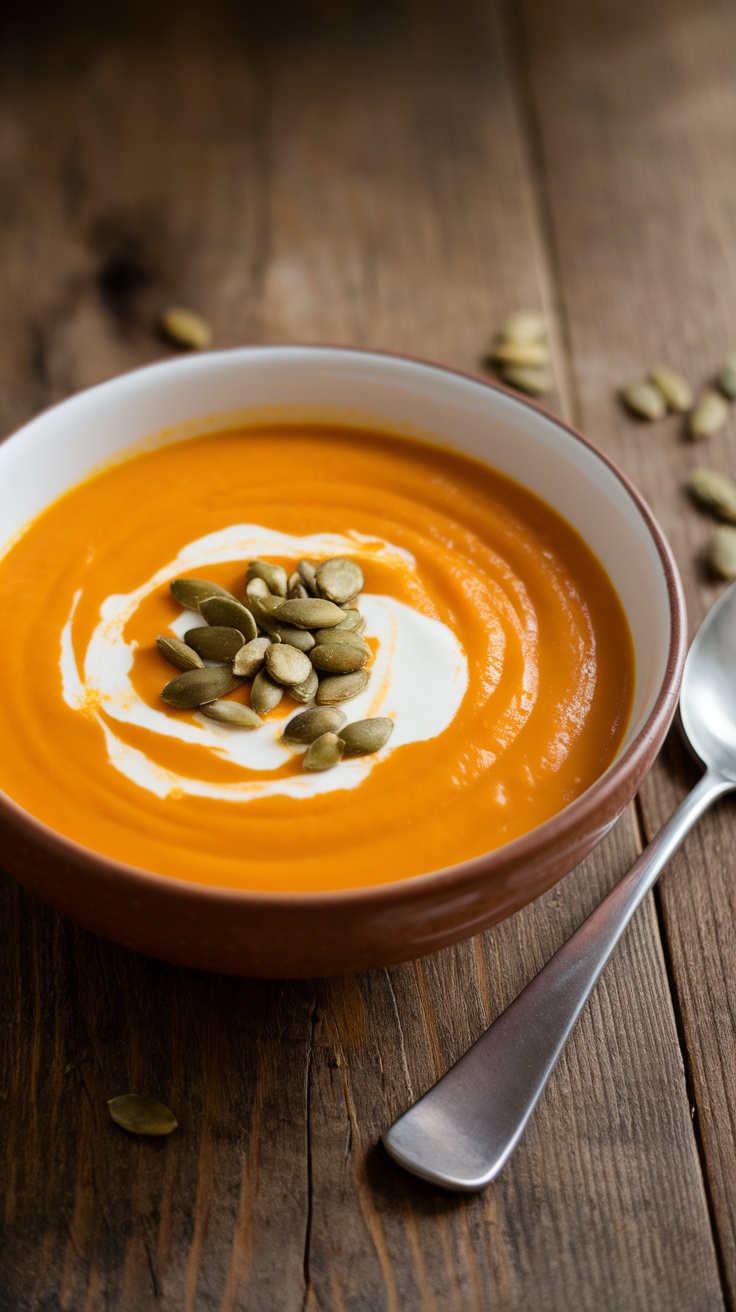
[156,635,204,671]
[245,576,271,601]
[314,628,369,653]
[717,358,736,400]
[499,364,553,397]
[492,340,549,368]
[251,669,283,714]
[689,389,729,440]
[310,642,368,674]
[233,636,272,677]
[283,706,347,745]
[302,732,345,772]
[108,1094,178,1136]
[185,626,245,661]
[648,365,693,412]
[620,379,666,421]
[265,644,313,687]
[288,572,309,600]
[338,717,394,756]
[170,577,237,610]
[332,609,362,632]
[316,670,370,705]
[289,667,319,704]
[499,308,546,344]
[271,625,315,652]
[162,665,242,708]
[199,596,258,640]
[688,467,736,522]
[160,305,212,351]
[246,560,288,597]
[315,557,364,605]
[707,525,736,578]
[274,598,346,629]
[297,560,318,595]
[201,700,262,728]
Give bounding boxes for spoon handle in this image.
[383,769,732,1192]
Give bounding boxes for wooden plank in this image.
[514,0,736,1298]
[0,0,724,1308]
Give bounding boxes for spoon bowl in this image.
[681,582,736,781]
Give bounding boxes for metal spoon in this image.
[384,582,736,1192]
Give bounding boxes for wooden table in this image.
[1,0,735,1307]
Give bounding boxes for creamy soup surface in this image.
[0,424,634,892]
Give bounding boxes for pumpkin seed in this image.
[283,706,347,744]
[332,609,362,632]
[314,628,369,653]
[201,700,262,728]
[688,467,736,522]
[689,389,729,440]
[265,644,313,687]
[315,557,364,605]
[499,309,546,344]
[274,598,346,629]
[156,635,204,671]
[492,340,550,368]
[159,306,212,351]
[251,669,283,714]
[289,667,319,704]
[170,577,236,610]
[246,560,288,597]
[620,379,666,421]
[648,365,693,412]
[310,642,368,674]
[108,1094,178,1136]
[270,624,315,652]
[499,364,553,397]
[315,670,370,705]
[288,572,309,600]
[199,596,257,640]
[185,626,245,661]
[339,717,394,756]
[717,358,736,400]
[161,666,242,709]
[707,525,736,578]
[297,560,319,594]
[246,576,271,601]
[233,636,272,677]
[302,732,345,772]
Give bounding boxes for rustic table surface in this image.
[2,0,735,1308]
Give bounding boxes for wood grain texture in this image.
[514,0,736,1297]
[0,0,725,1308]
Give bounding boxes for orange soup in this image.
[0,424,634,892]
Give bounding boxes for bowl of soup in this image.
[0,347,685,976]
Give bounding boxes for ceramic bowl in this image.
[0,347,686,976]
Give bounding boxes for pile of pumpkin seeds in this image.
[485,309,553,397]
[620,358,736,440]
[156,556,393,771]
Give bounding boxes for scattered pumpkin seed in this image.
[270,625,315,652]
[233,636,272,678]
[245,576,271,601]
[185,626,245,661]
[170,577,236,610]
[302,732,345,772]
[717,358,736,400]
[251,669,283,714]
[297,560,319,594]
[689,389,729,440]
[199,596,258,640]
[707,525,736,578]
[283,706,347,744]
[499,309,546,344]
[289,667,319,704]
[492,340,550,368]
[161,666,242,709]
[316,670,370,705]
[332,609,362,632]
[108,1094,178,1137]
[315,557,364,605]
[246,560,288,597]
[310,642,368,674]
[339,717,394,756]
[688,467,736,522]
[274,598,346,629]
[499,364,553,397]
[156,635,204,671]
[160,306,212,351]
[648,365,693,412]
[201,700,262,728]
[620,379,667,421]
[314,628,369,654]
[265,644,313,687]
